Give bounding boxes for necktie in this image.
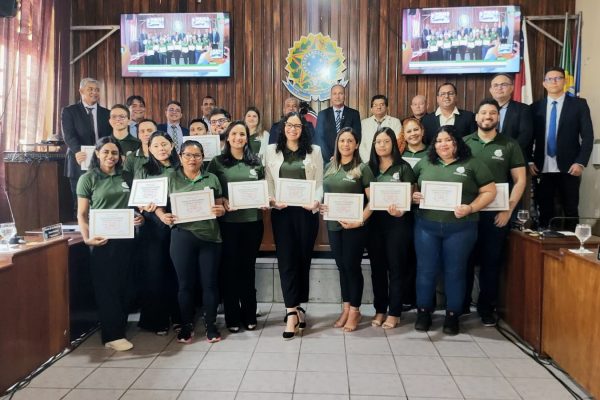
[547,101,557,157]
[335,109,342,132]
[170,124,180,150]
[86,107,97,141]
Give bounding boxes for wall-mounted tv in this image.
[402,6,521,75]
[120,12,231,78]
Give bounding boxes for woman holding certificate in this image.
[411,126,496,335]
[155,140,226,343]
[321,127,375,332]
[77,136,143,351]
[135,131,181,336]
[207,121,265,333]
[265,112,322,340]
[367,127,417,329]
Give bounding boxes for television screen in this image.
[401,6,521,75]
[120,12,231,78]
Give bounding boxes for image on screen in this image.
[120,12,231,78]
[401,6,521,75]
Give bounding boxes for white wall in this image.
[576,0,600,224]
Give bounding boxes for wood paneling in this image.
[70,0,574,130]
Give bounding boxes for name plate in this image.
[42,223,64,241]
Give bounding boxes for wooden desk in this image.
[499,230,599,353]
[0,238,70,393]
[542,249,600,399]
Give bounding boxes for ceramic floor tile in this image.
[178,390,236,400]
[434,342,486,358]
[28,366,95,389]
[4,388,70,400]
[345,337,391,355]
[255,337,301,353]
[350,396,405,400]
[491,358,552,378]
[297,352,346,372]
[54,348,115,367]
[76,367,145,389]
[294,395,349,400]
[507,377,577,400]
[248,352,299,371]
[453,375,519,399]
[131,368,194,390]
[477,342,527,359]
[149,350,206,368]
[389,339,438,356]
[209,336,259,352]
[401,374,462,398]
[395,355,450,375]
[347,354,397,374]
[185,369,244,391]
[101,349,159,368]
[236,393,293,400]
[238,370,296,393]
[294,371,349,394]
[347,372,405,396]
[300,337,346,354]
[61,388,124,399]
[443,357,502,377]
[120,389,181,400]
[198,351,252,370]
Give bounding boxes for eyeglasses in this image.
[374,139,392,146]
[284,123,303,130]
[110,115,128,120]
[544,76,565,83]
[491,83,512,89]
[210,118,229,125]
[181,153,202,160]
[438,91,456,97]
[166,108,182,113]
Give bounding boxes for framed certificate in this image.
[403,157,421,169]
[128,177,169,207]
[80,145,96,171]
[419,181,462,211]
[369,182,412,211]
[227,181,269,209]
[275,178,316,207]
[482,183,509,211]
[170,189,215,223]
[89,209,135,239]
[323,193,364,223]
[184,135,220,161]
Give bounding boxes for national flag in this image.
[560,18,576,96]
[514,20,533,104]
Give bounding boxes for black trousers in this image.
[170,228,221,327]
[329,227,366,307]
[464,211,510,314]
[89,239,135,343]
[137,214,181,331]
[271,207,319,307]
[367,215,413,316]
[535,172,581,230]
[220,220,264,327]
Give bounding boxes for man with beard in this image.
[209,108,231,150]
[158,100,189,152]
[462,98,526,326]
[126,95,147,138]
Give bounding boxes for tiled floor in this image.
[2,303,582,400]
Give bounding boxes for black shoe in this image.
[462,304,473,316]
[296,306,307,330]
[206,324,221,343]
[227,326,240,333]
[414,309,432,332]
[480,312,497,327]
[283,311,299,340]
[177,323,194,343]
[443,312,460,335]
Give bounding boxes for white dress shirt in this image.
[359,115,402,162]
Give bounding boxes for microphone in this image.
[543,216,599,238]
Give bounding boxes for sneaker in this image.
[480,312,497,327]
[228,326,240,333]
[155,328,169,336]
[414,309,432,332]
[177,324,194,344]
[105,338,133,351]
[443,312,460,335]
[206,325,221,343]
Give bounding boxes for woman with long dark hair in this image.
[244,106,270,158]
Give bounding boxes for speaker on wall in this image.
[0,0,18,18]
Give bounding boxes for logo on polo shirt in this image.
[392,172,400,181]
[343,174,356,182]
[492,149,504,160]
[121,182,130,192]
[453,166,467,177]
[249,168,258,178]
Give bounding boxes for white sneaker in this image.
[104,338,133,351]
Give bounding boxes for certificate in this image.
[369,182,412,211]
[170,189,215,223]
[403,157,421,169]
[184,135,220,161]
[419,181,462,211]
[89,209,134,239]
[482,183,509,211]
[227,181,269,209]
[323,193,364,223]
[275,178,316,207]
[128,177,169,207]
[80,145,96,171]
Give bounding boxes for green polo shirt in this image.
[402,147,428,159]
[323,162,375,231]
[413,157,494,223]
[463,132,525,184]
[168,168,223,243]
[76,167,131,209]
[124,148,148,174]
[249,134,264,155]
[135,163,175,179]
[372,161,417,227]
[207,155,265,223]
[113,134,142,156]
[279,148,307,180]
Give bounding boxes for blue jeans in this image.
[414,217,478,313]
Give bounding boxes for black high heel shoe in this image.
[282,311,299,340]
[296,306,307,330]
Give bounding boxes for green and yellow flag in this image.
[560,21,576,96]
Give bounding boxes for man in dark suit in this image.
[489,73,533,154]
[529,66,594,229]
[315,84,362,161]
[157,100,189,152]
[61,77,111,212]
[421,82,477,144]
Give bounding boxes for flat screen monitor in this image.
[120,12,231,78]
[401,6,521,75]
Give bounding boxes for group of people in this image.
[62,65,593,350]
[138,29,221,65]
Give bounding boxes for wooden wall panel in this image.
[70,0,575,131]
